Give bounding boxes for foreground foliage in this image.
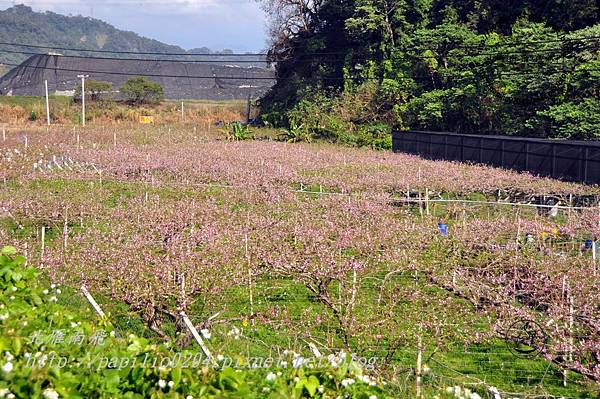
[0,246,390,398]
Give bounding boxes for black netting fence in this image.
[393,131,600,184]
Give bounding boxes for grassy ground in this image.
[0,125,598,398]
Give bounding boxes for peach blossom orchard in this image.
[0,125,599,396]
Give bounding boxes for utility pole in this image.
[246,89,252,124]
[77,75,89,126]
[44,80,50,126]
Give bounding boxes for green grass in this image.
[2,174,598,398]
[0,95,71,108]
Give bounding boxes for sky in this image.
[1,0,268,52]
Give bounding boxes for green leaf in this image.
[171,367,182,386]
[12,336,22,355]
[305,375,320,397]
[1,246,16,256]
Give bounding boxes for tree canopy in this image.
[258,0,600,141]
[120,77,164,105]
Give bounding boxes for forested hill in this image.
[258,0,600,142]
[0,5,261,68]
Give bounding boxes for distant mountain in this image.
[0,5,267,70]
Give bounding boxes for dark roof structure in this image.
[0,54,275,100]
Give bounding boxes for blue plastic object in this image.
[438,223,449,236]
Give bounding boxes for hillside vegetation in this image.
[258,0,600,141]
[0,5,260,68]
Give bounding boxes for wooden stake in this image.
[2,128,5,142]
[113,131,117,148]
[425,188,430,216]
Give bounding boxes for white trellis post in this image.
[180,311,214,363]
[44,80,51,126]
[416,335,423,398]
[40,226,45,267]
[81,285,106,317]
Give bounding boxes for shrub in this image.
[120,77,164,105]
[226,122,253,141]
[74,80,113,102]
[28,109,38,121]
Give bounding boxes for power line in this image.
[0,59,597,85]
[0,61,277,80]
[0,48,272,64]
[0,40,269,57]
[0,34,599,59]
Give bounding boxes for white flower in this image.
[186,396,193,399]
[50,284,56,289]
[6,394,14,399]
[359,375,372,384]
[293,377,300,382]
[0,388,9,398]
[369,396,377,399]
[4,352,13,362]
[266,372,277,382]
[42,388,59,399]
[1,362,13,374]
[0,314,7,322]
[341,378,355,387]
[10,287,16,292]
[56,289,61,294]
[488,386,501,399]
[43,289,49,295]
[470,393,482,399]
[292,356,305,368]
[167,380,174,388]
[200,329,211,340]
[8,297,14,301]
[216,354,224,362]
[262,387,270,393]
[227,327,241,339]
[49,296,58,303]
[158,379,166,389]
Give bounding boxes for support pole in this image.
[81,285,106,317]
[77,75,89,127]
[44,80,51,126]
[180,311,214,363]
[416,335,423,398]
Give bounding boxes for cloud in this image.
[12,0,247,16]
[4,1,267,52]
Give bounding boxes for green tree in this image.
[120,77,164,105]
[74,79,112,102]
